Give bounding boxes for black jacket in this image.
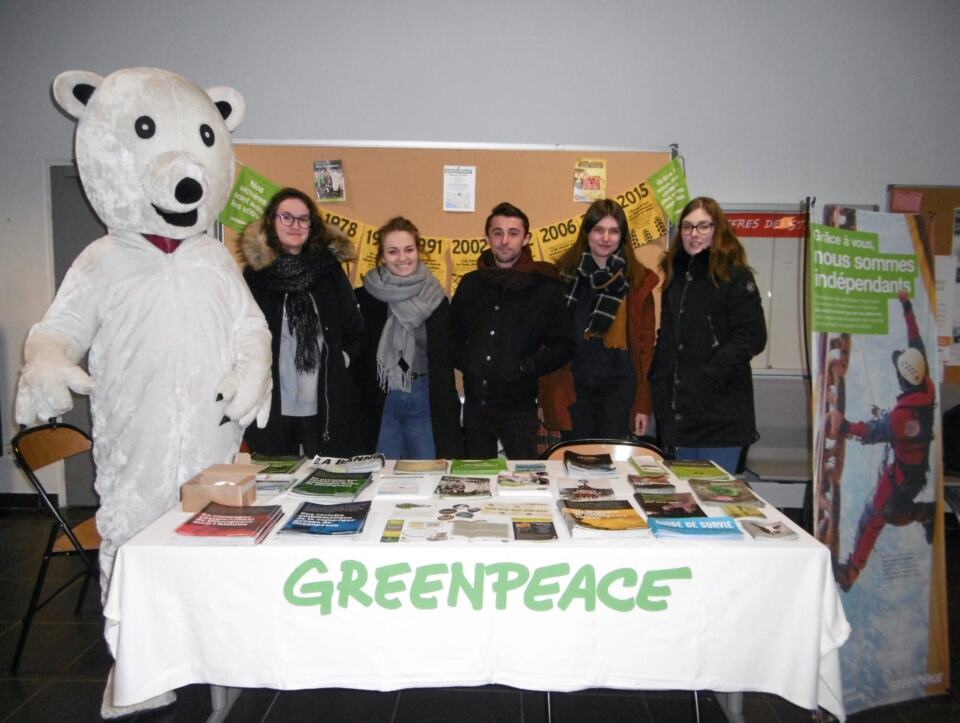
[352,289,465,458]
[451,263,576,413]
[242,244,367,457]
[649,248,767,448]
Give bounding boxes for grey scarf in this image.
[363,263,445,392]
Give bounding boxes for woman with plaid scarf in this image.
[547,199,658,439]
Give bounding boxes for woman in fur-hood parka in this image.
[240,188,367,457]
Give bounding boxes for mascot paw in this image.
[15,362,93,425]
[219,366,271,428]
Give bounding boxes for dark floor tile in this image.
[0,621,102,679]
[543,690,650,723]
[267,688,397,722]
[0,677,47,719]
[57,634,111,681]
[3,678,104,721]
[643,690,720,723]
[395,687,521,723]
[763,692,821,722]
[0,565,102,626]
[126,684,236,722]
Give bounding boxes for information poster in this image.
[648,159,690,223]
[811,208,947,714]
[443,165,476,213]
[573,158,606,203]
[314,160,345,203]
[219,166,281,232]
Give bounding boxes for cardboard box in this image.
[180,464,260,512]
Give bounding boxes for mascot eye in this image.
[200,124,215,147]
[134,115,156,139]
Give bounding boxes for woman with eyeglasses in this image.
[240,187,366,457]
[545,199,658,440]
[352,217,464,459]
[648,197,766,473]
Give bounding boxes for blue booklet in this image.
[648,516,742,539]
[278,500,371,536]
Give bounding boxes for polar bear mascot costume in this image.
[15,67,272,717]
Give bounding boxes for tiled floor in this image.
[0,506,957,722]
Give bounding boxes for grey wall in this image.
[2,0,959,492]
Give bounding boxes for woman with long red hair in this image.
[649,197,767,472]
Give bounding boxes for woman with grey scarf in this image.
[353,217,464,459]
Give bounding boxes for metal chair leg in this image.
[10,541,55,674]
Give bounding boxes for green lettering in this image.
[636,567,692,611]
[448,562,485,609]
[485,562,530,609]
[375,562,411,609]
[410,563,448,610]
[337,560,373,608]
[597,568,637,612]
[558,564,597,611]
[283,559,333,614]
[523,563,569,611]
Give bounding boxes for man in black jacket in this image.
[451,202,576,459]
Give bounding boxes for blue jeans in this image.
[376,376,436,460]
[675,446,742,475]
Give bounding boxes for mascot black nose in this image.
[175,177,203,204]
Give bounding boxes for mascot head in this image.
[52,67,244,239]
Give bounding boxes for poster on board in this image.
[811,207,947,714]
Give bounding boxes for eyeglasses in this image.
[276,212,311,229]
[679,222,715,235]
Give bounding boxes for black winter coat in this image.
[352,289,465,458]
[450,268,576,413]
[243,248,367,457]
[649,248,767,448]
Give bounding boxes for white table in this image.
[103,461,849,721]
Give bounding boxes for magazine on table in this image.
[556,499,649,538]
[634,492,708,518]
[741,519,798,541]
[449,458,508,476]
[495,471,551,496]
[278,501,372,536]
[174,502,284,545]
[563,451,618,478]
[664,459,735,482]
[290,470,374,500]
[556,477,616,500]
[688,479,760,506]
[435,475,491,499]
[393,459,448,474]
[648,516,743,540]
[310,454,385,474]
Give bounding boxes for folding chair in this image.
[10,422,100,674]
[540,437,665,462]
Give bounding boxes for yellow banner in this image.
[315,181,668,294]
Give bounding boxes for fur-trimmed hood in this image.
[239,219,356,271]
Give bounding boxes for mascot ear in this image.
[52,70,104,119]
[206,86,245,133]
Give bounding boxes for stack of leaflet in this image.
[278,501,372,536]
[556,499,649,538]
[290,470,374,501]
[175,502,284,545]
[310,454,385,474]
[563,451,618,478]
[647,516,742,540]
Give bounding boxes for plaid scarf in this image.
[565,247,629,338]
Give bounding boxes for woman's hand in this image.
[633,412,650,437]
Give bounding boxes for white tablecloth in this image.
[104,461,849,719]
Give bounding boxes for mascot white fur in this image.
[15,67,272,717]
